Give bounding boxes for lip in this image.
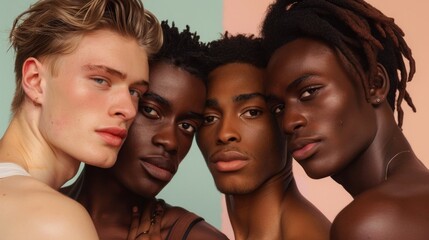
[96,127,128,147]
[209,150,249,172]
[140,156,177,182]
[289,138,321,161]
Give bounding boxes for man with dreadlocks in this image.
[261,0,429,239]
[196,33,330,240]
[62,21,228,240]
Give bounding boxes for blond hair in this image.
[9,0,163,114]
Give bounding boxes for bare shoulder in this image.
[0,176,98,239]
[331,186,429,240]
[282,185,331,240]
[163,204,229,240]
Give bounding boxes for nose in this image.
[109,88,137,121]
[282,106,306,135]
[216,116,241,145]
[152,124,178,155]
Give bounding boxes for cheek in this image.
[196,130,211,156]
[177,135,194,160]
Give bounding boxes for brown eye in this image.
[242,109,262,118]
[300,86,321,100]
[203,115,218,125]
[179,122,197,134]
[141,106,160,119]
[272,104,285,115]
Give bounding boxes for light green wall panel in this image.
[144,0,224,228]
[0,1,35,134]
[0,0,224,229]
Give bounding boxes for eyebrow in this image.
[143,92,204,121]
[142,92,170,108]
[233,92,265,102]
[83,64,127,79]
[83,64,149,90]
[205,92,266,108]
[184,111,204,121]
[287,74,314,90]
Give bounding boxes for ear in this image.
[21,57,46,105]
[368,63,390,106]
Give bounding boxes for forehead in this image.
[147,61,206,105]
[268,38,335,72]
[60,29,149,82]
[208,63,266,96]
[267,38,346,90]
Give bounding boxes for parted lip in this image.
[95,127,128,139]
[209,149,249,163]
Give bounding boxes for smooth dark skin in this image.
[266,38,429,240]
[64,61,227,240]
[197,63,330,240]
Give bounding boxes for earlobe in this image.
[22,57,45,105]
[369,63,390,105]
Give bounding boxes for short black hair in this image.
[151,21,208,83]
[261,0,416,127]
[206,32,267,73]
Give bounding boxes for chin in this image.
[302,167,330,179]
[214,180,256,195]
[99,156,118,168]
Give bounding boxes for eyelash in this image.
[241,108,263,118]
[179,122,197,134]
[299,85,322,100]
[129,88,143,99]
[92,77,109,86]
[140,105,198,135]
[271,104,285,115]
[140,105,160,119]
[202,108,263,126]
[203,115,218,126]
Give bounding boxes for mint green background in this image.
[0,0,224,228]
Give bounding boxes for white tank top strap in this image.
[0,162,31,178]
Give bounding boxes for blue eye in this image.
[129,89,143,99]
[92,77,108,85]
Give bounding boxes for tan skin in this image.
[196,63,330,240]
[266,38,429,240]
[64,61,228,240]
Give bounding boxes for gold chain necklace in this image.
[384,150,411,180]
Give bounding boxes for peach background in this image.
[222,0,429,238]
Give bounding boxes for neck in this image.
[76,166,154,239]
[0,111,79,189]
[225,169,294,240]
[332,104,413,197]
[77,166,148,217]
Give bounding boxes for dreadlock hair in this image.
[151,21,208,83]
[261,0,416,127]
[206,32,268,73]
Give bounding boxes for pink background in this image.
[222,0,429,238]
